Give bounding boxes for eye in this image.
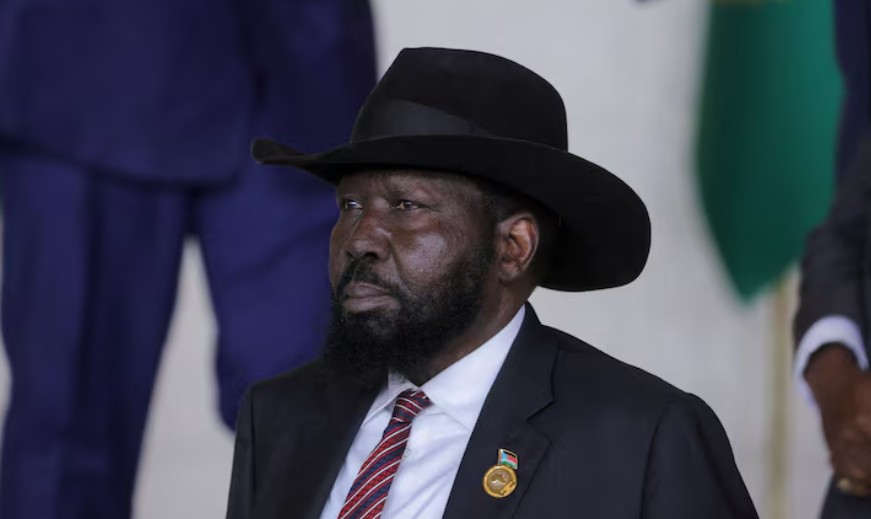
[396,200,421,211]
[339,198,362,210]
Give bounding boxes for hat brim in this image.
[252,135,650,292]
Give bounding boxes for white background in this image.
[0,1,833,517]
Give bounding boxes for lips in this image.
[341,281,398,313]
[343,281,390,299]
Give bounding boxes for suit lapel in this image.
[443,305,556,519]
[263,374,376,519]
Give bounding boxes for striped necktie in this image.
[336,389,431,519]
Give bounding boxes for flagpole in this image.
[767,275,793,519]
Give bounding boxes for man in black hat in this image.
[225,47,757,519]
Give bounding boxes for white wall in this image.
[0,1,832,517]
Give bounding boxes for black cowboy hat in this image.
[252,47,651,292]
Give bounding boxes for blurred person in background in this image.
[794,0,871,517]
[0,1,375,518]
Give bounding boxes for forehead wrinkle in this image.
[347,168,485,203]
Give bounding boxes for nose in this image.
[342,208,390,262]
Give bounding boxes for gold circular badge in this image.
[482,465,517,498]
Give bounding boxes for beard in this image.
[323,244,494,391]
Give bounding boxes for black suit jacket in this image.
[794,136,871,358]
[226,306,757,518]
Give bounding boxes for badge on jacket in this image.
[483,448,518,498]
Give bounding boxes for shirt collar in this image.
[362,306,526,430]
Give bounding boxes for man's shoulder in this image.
[542,324,705,421]
[537,326,755,518]
[246,359,329,410]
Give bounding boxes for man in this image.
[794,137,871,518]
[226,47,757,518]
[792,1,871,517]
[0,1,375,517]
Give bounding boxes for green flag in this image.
[696,0,842,301]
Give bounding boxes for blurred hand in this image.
[806,344,871,497]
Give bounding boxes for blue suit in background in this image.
[833,0,871,183]
[0,1,376,517]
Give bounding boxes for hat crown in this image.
[351,48,569,150]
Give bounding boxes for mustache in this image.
[335,259,401,299]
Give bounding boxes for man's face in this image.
[324,169,496,387]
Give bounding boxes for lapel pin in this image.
[483,448,518,498]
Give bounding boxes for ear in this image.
[495,212,539,284]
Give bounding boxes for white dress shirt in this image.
[319,306,525,519]
[794,315,870,405]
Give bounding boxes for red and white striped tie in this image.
[336,389,431,519]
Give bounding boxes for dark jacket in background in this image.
[0,0,375,183]
[834,0,871,180]
[794,1,871,516]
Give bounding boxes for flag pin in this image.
[482,448,518,498]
